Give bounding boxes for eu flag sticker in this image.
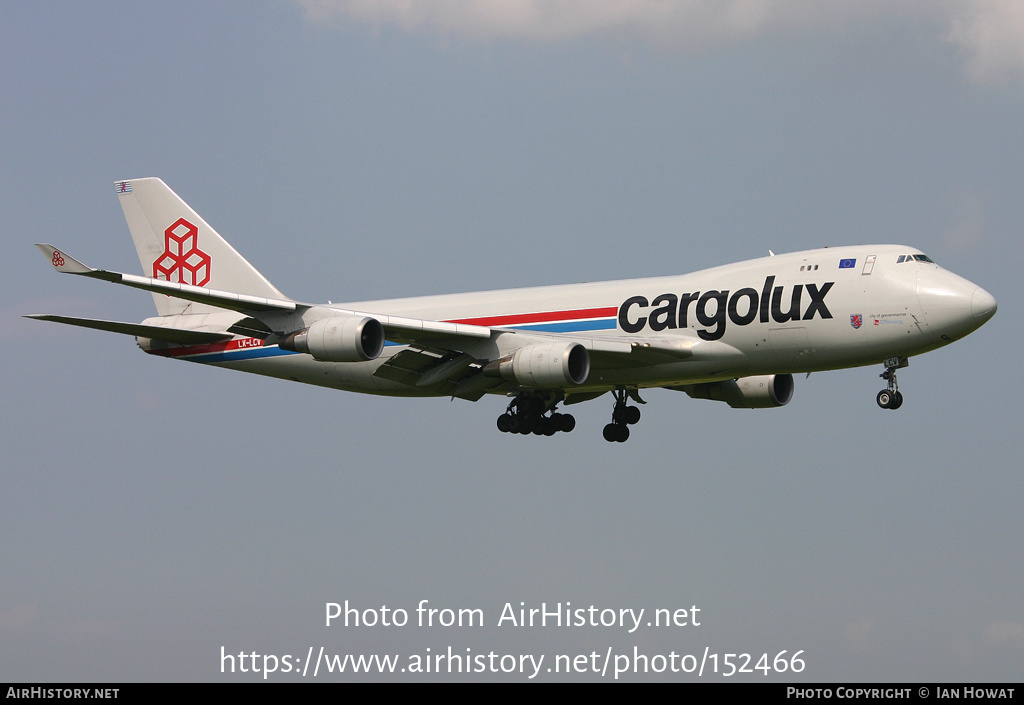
[839,258,856,269]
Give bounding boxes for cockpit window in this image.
[897,254,935,264]
[913,254,934,263]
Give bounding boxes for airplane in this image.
[28,178,998,442]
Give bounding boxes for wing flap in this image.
[373,349,481,389]
[373,348,446,386]
[373,346,503,400]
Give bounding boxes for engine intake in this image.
[681,374,794,409]
[279,315,385,362]
[484,342,590,388]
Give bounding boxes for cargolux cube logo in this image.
[152,218,211,287]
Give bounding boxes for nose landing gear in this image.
[876,356,908,410]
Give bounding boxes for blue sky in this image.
[3,1,1022,681]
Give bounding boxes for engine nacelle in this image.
[485,342,590,388]
[682,374,794,409]
[280,315,385,362]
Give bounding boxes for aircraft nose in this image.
[917,267,995,338]
[972,286,998,323]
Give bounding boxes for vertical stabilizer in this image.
[114,178,286,316]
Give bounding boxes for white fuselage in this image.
[143,244,996,397]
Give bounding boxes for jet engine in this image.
[680,374,794,409]
[279,315,385,362]
[484,342,590,388]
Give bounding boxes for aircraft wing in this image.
[323,306,492,343]
[369,329,724,401]
[35,245,734,392]
[23,314,232,345]
[37,244,493,342]
[37,244,298,313]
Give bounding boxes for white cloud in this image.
[946,0,1024,84]
[297,0,861,46]
[295,0,1024,83]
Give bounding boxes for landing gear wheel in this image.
[604,389,642,441]
[555,413,576,433]
[876,357,908,411]
[889,391,903,410]
[607,388,641,440]
[876,390,893,409]
[603,423,629,443]
[497,394,577,437]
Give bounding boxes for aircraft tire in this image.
[876,390,893,409]
[624,406,641,425]
[890,391,903,410]
[497,414,511,432]
[603,423,630,442]
[558,414,576,433]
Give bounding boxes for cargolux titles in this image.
[618,276,834,340]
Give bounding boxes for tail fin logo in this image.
[152,218,211,287]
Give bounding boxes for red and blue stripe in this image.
[146,306,619,362]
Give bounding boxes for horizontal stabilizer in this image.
[25,314,233,345]
[36,244,92,274]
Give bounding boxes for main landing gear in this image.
[496,394,576,436]
[603,388,642,443]
[876,356,908,410]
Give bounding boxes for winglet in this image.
[36,244,94,274]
